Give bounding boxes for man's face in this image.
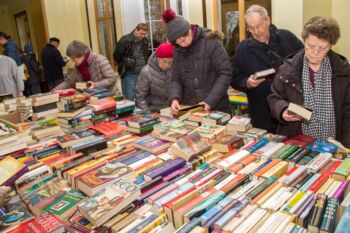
[51,41,60,48]
[304,34,331,67]
[175,29,192,48]
[134,29,147,40]
[246,12,270,44]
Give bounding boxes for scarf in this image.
[76,52,91,81]
[301,55,336,140]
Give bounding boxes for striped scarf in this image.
[301,55,336,140]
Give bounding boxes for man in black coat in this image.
[113,23,150,101]
[41,37,66,90]
[231,5,303,133]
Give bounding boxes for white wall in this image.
[331,0,350,59]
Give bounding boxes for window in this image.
[94,0,116,65]
[144,0,165,52]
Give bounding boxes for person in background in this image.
[135,42,174,113]
[41,37,66,90]
[162,8,232,115]
[268,16,350,147]
[0,31,25,84]
[231,5,303,133]
[113,23,150,101]
[21,44,42,96]
[55,40,121,96]
[0,55,24,98]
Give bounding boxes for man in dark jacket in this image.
[113,23,150,101]
[0,32,22,66]
[231,5,303,133]
[162,9,232,114]
[41,37,66,90]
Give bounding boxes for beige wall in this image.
[331,0,350,59]
[185,0,203,27]
[303,0,331,23]
[42,0,90,56]
[271,0,303,39]
[0,4,14,38]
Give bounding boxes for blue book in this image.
[200,194,235,224]
[84,87,108,95]
[177,217,201,233]
[299,173,320,192]
[155,182,195,207]
[117,150,153,165]
[248,158,273,177]
[214,198,249,229]
[335,206,350,233]
[247,138,269,153]
[128,214,158,233]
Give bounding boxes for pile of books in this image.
[84,87,111,101]
[127,116,160,134]
[88,98,117,125]
[115,99,135,118]
[31,93,60,120]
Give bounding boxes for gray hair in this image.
[66,40,90,57]
[245,5,269,20]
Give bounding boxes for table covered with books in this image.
[0,88,350,233]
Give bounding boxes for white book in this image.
[274,213,293,233]
[326,180,341,196]
[222,204,258,232]
[238,160,266,175]
[287,102,313,121]
[261,186,286,209]
[281,166,307,186]
[235,208,268,233]
[118,212,154,233]
[307,152,332,173]
[269,187,296,211]
[214,173,237,190]
[289,193,311,214]
[128,155,157,170]
[232,179,263,200]
[257,182,283,206]
[261,142,285,159]
[217,150,250,168]
[282,222,296,233]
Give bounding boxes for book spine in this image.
[144,158,186,180]
[247,176,277,200]
[299,173,320,192]
[308,173,329,192]
[177,217,201,233]
[246,139,269,153]
[332,179,350,200]
[3,167,29,186]
[214,198,249,229]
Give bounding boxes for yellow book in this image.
[138,213,167,233]
[282,191,305,213]
[256,182,283,206]
[262,161,288,179]
[316,178,334,194]
[0,156,26,185]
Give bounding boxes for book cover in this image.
[0,202,33,232]
[0,156,27,186]
[132,135,170,153]
[287,102,313,121]
[143,158,186,181]
[90,122,127,137]
[128,117,160,128]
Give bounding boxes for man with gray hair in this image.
[231,5,303,133]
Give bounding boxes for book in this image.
[254,68,276,79]
[0,156,27,186]
[287,102,313,121]
[128,117,160,128]
[212,134,244,153]
[335,206,350,233]
[143,158,186,181]
[177,104,205,117]
[88,99,116,112]
[132,135,170,154]
[56,129,97,148]
[227,116,251,132]
[170,132,211,161]
[333,158,350,181]
[202,111,230,125]
[31,93,59,102]
[308,194,327,233]
[0,200,33,232]
[56,107,86,118]
[78,178,140,227]
[90,122,127,137]
[191,124,226,142]
[77,162,136,196]
[7,212,65,233]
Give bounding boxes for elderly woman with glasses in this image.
[231,5,303,133]
[54,40,121,96]
[268,16,350,147]
[135,42,174,113]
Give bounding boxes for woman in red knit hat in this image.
[135,42,174,112]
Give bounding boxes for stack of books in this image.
[30,122,63,141]
[0,122,27,157]
[84,87,111,101]
[116,99,135,118]
[227,115,252,133]
[31,93,60,120]
[88,98,117,124]
[58,108,94,134]
[17,98,32,121]
[127,116,160,134]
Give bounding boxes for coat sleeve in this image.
[267,67,289,122]
[169,52,183,103]
[135,67,151,112]
[341,83,350,147]
[54,72,79,90]
[11,60,24,92]
[53,49,65,68]
[231,44,251,93]
[203,40,232,108]
[94,56,118,90]
[113,37,127,64]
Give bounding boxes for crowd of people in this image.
[0,4,349,154]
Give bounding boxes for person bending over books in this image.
[162,8,232,115]
[268,16,350,147]
[54,40,121,96]
[135,42,174,113]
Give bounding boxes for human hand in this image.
[171,99,181,116]
[199,102,212,112]
[247,74,266,88]
[282,109,302,122]
[0,186,11,206]
[87,81,95,90]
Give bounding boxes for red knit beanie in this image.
[155,42,174,58]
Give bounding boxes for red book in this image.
[90,122,127,137]
[322,160,342,177]
[240,139,259,150]
[52,88,77,97]
[308,173,329,192]
[8,212,65,233]
[88,99,116,112]
[284,134,315,148]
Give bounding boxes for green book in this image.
[43,189,85,221]
[319,197,339,233]
[333,158,350,181]
[272,144,299,160]
[247,176,277,200]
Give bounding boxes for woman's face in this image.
[157,58,173,71]
[175,29,192,48]
[304,35,331,67]
[71,56,85,66]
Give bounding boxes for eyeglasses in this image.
[305,42,330,54]
[247,23,265,33]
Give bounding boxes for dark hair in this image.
[135,23,148,31]
[49,37,60,43]
[302,16,340,45]
[0,32,11,40]
[66,40,90,57]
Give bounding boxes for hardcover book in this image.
[128,117,160,129]
[212,134,244,153]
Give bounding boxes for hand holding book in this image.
[282,108,303,122]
